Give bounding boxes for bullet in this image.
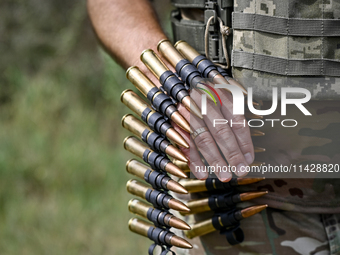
[157,40,203,88]
[184,205,268,239]
[250,161,265,167]
[140,49,203,119]
[166,128,189,149]
[171,111,191,133]
[173,41,261,107]
[245,112,263,119]
[174,40,248,95]
[251,129,265,136]
[128,199,191,230]
[120,89,189,148]
[123,136,188,179]
[126,159,188,194]
[126,66,191,133]
[157,40,185,70]
[157,40,220,106]
[129,217,193,249]
[236,177,266,185]
[237,204,268,219]
[165,145,188,163]
[254,147,266,153]
[182,191,268,215]
[122,114,188,162]
[179,177,265,193]
[172,159,191,173]
[215,66,259,105]
[126,179,190,212]
[181,96,204,120]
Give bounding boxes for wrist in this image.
[124,33,167,69]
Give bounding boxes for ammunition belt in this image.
[142,149,170,171]
[159,70,189,97]
[122,39,269,253]
[141,129,167,152]
[148,243,175,255]
[143,168,170,190]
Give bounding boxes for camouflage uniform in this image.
[173,100,340,255]
[170,0,340,254]
[173,204,340,255]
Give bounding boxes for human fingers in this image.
[215,88,255,165]
[189,110,232,182]
[191,89,249,177]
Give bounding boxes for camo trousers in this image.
[173,100,340,255]
[173,207,340,255]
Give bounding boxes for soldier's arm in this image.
[87,0,254,181]
[87,0,165,69]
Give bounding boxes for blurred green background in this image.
[0,0,172,254]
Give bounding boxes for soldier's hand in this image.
[174,88,254,182]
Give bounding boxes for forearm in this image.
[87,0,167,69]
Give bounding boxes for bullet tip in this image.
[170,236,193,249]
[166,128,189,149]
[241,204,268,219]
[169,199,190,212]
[250,161,266,167]
[167,180,189,194]
[165,145,188,163]
[239,190,269,202]
[251,129,265,136]
[236,177,266,186]
[254,146,266,153]
[171,111,191,133]
[170,217,191,230]
[182,96,203,119]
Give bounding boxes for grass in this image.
[0,51,151,255]
[0,0,174,253]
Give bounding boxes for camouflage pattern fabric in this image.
[171,100,340,255]
[232,0,340,100]
[170,1,340,254]
[173,203,340,255]
[239,100,340,214]
[233,69,340,100]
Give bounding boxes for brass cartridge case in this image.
[174,40,198,63]
[122,114,152,139]
[126,66,160,99]
[128,198,149,218]
[175,40,247,94]
[126,159,149,180]
[120,89,153,118]
[184,198,211,215]
[184,218,215,239]
[140,49,169,80]
[126,179,149,199]
[157,39,184,68]
[128,217,151,237]
[123,136,148,160]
